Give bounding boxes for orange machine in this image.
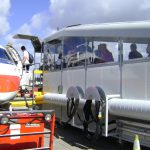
[0,110,55,150]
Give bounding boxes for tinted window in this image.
[64,37,86,67]
[0,48,14,64]
[43,43,62,71]
[92,40,118,64]
[123,43,148,61]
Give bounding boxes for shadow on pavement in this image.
[46,122,149,150]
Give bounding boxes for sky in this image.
[1,0,150,56]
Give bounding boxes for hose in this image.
[82,100,102,138]
[66,98,79,123]
[82,87,106,140]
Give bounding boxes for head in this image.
[58,53,62,59]
[21,46,26,51]
[7,42,13,47]
[98,43,107,50]
[146,44,150,54]
[130,43,137,51]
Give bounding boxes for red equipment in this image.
[0,110,55,150]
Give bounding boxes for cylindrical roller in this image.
[109,98,150,121]
[44,93,68,105]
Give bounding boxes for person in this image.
[146,44,150,57]
[95,43,114,62]
[56,53,62,69]
[21,45,30,72]
[43,49,52,70]
[128,43,143,59]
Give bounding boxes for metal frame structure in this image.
[0,110,55,150]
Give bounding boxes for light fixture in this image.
[45,114,51,121]
[0,116,9,124]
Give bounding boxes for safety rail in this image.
[0,110,55,150]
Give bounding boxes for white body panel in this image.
[0,45,21,102]
[62,68,85,93]
[42,21,150,147]
[122,61,150,99]
[0,91,17,101]
[86,64,120,95]
[0,63,20,76]
[43,71,61,93]
[43,64,120,96]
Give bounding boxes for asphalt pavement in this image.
[44,123,150,150]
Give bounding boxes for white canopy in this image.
[44,20,150,43]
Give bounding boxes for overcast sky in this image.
[0,0,150,54]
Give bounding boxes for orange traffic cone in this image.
[133,135,141,150]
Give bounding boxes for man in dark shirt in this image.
[128,43,143,59]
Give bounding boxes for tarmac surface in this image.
[11,104,149,150]
[44,123,149,150]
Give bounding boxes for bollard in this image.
[133,135,141,150]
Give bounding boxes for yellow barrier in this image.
[35,95,44,101]
[34,70,43,74]
[10,95,44,107]
[34,91,43,97]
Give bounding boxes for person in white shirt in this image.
[21,46,30,72]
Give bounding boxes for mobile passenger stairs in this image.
[13,34,44,109]
[0,35,56,150]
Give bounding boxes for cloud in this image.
[48,0,150,30]
[140,0,150,10]
[5,23,32,46]
[0,0,10,36]
[4,12,47,54]
[18,23,32,35]
[0,0,10,16]
[5,12,47,44]
[5,0,150,49]
[31,13,46,29]
[0,16,10,35]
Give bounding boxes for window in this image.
[63,37,86,67]
[88,40,118,64]
[43,42,62,71]
[123,42,148,61]
[0,48,14,64]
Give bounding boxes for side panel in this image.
[87,64,120,95]
[122,61,150,100]
[62,68,85,94]
[43,71,61,93]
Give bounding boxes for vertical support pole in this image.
[105,96,108,137]
[49,114,55,150]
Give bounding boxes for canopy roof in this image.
[44,21,150,43]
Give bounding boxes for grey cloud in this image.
[48,0,150,30]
